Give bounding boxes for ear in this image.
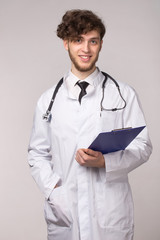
[63,40,69,51]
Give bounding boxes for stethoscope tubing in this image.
[42,72,126,121]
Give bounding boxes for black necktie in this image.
[76,81,89,104]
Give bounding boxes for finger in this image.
[77,149,88,158]
[75,150,85,164]
[85,148,99,157]
[77,148,95,157]
[76,149,93,166]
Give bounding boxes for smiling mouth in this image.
[79,55,91,62]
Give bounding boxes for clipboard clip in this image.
[112,127,132,132]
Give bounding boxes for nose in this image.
[82,41,90,53]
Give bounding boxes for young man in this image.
[28,10,152,240]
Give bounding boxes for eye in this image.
[90,40,97,45]
[74,38,82,44]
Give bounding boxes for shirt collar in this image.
[65,67,99,90]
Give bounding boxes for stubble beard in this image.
[68,48,99,73]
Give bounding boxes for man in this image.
[28,9,152,240]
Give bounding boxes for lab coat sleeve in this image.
[101,85,152,182]
[28,96,61,199]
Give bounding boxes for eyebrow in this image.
[80,37,100,40]
[71,36,100,42]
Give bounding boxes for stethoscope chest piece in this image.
[43,111,52,122]
[42,78,63,121]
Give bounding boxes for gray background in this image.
[0,0,159,239]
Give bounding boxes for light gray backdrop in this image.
[0,0,159,239]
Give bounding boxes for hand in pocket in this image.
[48,186,72,227]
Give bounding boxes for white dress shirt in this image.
[65,68,99,100]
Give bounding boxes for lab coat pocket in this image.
[45,186,73,228]
[95,182,134,229]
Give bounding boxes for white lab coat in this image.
[28,71,152,240]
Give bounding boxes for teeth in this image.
[81,56,89,59]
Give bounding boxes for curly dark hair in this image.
[57,9,106,40]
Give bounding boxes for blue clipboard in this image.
[88,126,146,154]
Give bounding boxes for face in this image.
[63,30,103,76]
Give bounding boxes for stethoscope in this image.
[43,71,127,121]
